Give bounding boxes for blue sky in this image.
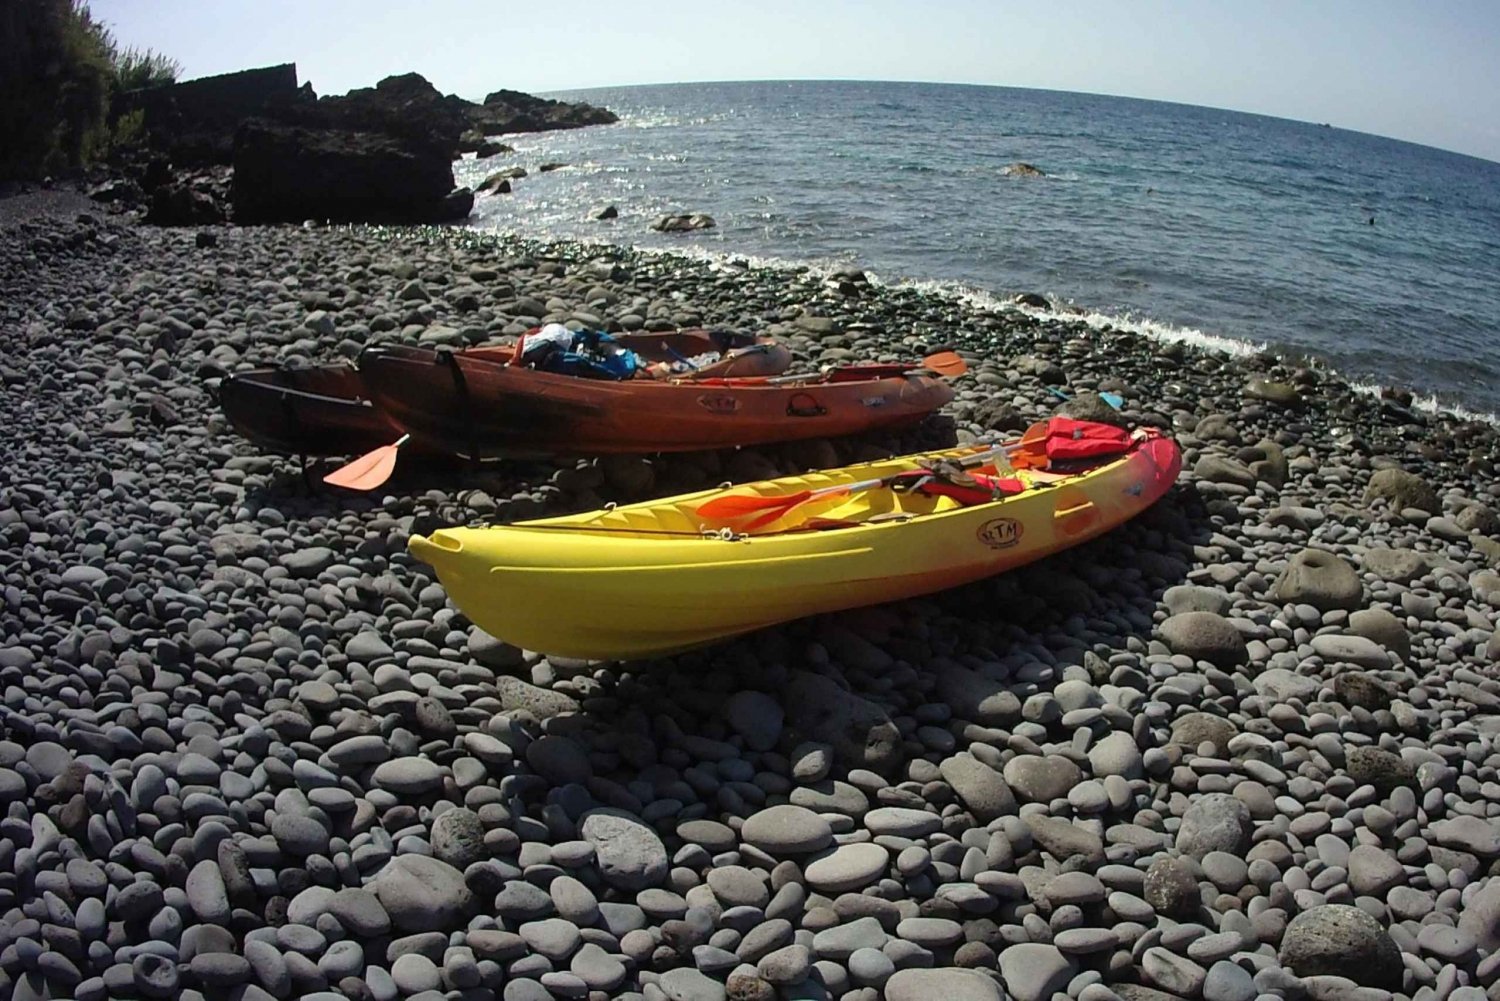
[92,0,1500,162]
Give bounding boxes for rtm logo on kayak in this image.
[696,394,740,414]
[977,518,1023,549]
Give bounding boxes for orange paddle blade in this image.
[921,351,968,377]
[697,487,817,520]
[323,435,409,490]
[1006,420,1055,470]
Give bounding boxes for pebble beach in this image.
[3,208,1500,1001]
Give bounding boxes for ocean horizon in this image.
[452,79,1500,418]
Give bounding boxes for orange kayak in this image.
[358,345,956,459]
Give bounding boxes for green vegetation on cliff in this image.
[0,0,180,182]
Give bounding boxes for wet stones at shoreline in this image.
[1,213,1499,1001]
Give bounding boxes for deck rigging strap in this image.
[439,349,482,467]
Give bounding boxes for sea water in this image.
[453,80,1500,417]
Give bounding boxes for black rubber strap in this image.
[786,392,826,417]
[440,349,481,466]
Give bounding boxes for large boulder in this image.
[122,64,304,167]
[653,213,716,232]
[1159,612,1247,667]
[1346,746,1415,796]
[1170,712,1237,756]
[120,66,616,174]
[1176,793,1252,858]
[1347,607,1410,660]
[1361,547,1429,583]
[940,753,1016,823]
[1270,549,1363,612]
[1245,379,1301,407]
[1278,905,1402,988]
[934,661,1021,727]
[1458,878,1500,952]
[1193,455,1258,489]
[143,181,226,226]
[997,944,1074,1001]
[1143,856,1202,918]
[1241,439,1288,488]
[579,809,668,892]
[1056,392,1128,428]
[783,672,902,775]
[887,968,1004,1001]
[306,74,617,156]
[1004,756,1081,803]
[1364,467,1438,514]
[232,120,472,224]
[309,72,473,152]
[475,87,617,132]
[372,856,474,932]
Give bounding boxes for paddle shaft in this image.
[698,350,964,388]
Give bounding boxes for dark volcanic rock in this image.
[143,182,226,226]
[127,66,614,168]
[305,73,615,157]
[122,64,304,167]
[476,87,618,134]
[232,120,472,224]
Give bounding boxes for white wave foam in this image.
[631,242,863,276]
[1345,379,1500,425]
[865,277,1264,359]
[1033,304,1265,359]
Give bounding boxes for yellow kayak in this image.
[409,426,1182,660]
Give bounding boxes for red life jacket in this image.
[1011,418,1139,469]
[1042,417,1135,460]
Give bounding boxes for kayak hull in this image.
[408,435,1182,659]
[219,365,400,457]
[359,345,954,459]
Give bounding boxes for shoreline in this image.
[2,212,1499,1001]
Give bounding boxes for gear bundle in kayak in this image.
[408,419,1181,660]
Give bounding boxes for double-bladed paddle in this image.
[823,350,968,381]
[699,350,968,388]
[697,423,1050,529]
